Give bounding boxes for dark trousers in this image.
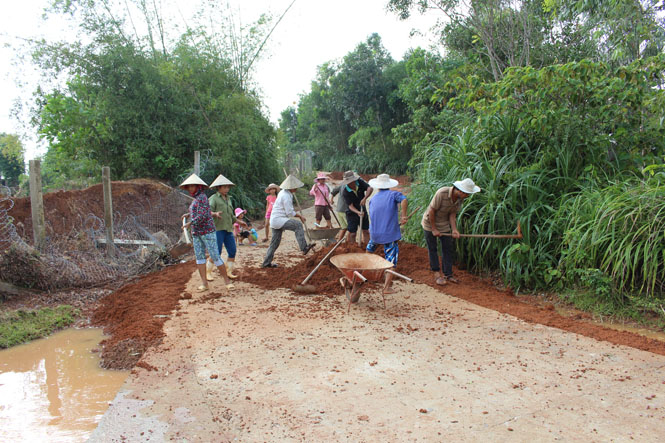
[424,229,454,278]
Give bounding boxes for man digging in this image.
[340,170,373,247]
[366,174,408,294]
[261,175,315,268]
[421,178,481,285]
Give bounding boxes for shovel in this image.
[293,236,345,293]
[438,221,523,239]
[169,216,193,258]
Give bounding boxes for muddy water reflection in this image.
[0,328,127,442]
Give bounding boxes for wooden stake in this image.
[28,159,45,249]
[102,166,115,257]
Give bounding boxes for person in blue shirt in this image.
[367,174,408,294]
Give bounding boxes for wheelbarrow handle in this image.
[353,271,367,283]
[385,269,413,282]
[300,237,345,285]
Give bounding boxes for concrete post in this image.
[102,166,115,257]
[28,159,46,249]
[194,151,200,176]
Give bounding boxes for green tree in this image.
[0,134,25,187]
[31,0,280,206]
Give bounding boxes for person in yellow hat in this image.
[179,173,235,291]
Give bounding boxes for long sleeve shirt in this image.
[309,182,331,206]
[188,190,216,236]
[269,189,297,229]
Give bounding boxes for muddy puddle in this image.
[0,328,128,442]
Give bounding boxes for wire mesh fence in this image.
[0,183,193,292]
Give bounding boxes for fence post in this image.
[28,159,46,249]
[102,166,115,257]
[194,151,200,176]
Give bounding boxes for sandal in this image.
[197,285,209,292]
[447,277,460,284]
[435,277,448,286]
[226,283,235,290]
[261,263,278,268]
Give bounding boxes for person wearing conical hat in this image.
[180,173,235,292]
[422,178,481,286]
[261,174,315,268]
[208,174,248,279]
[340,170,374,247]
[263,183,280,243]
[367,174,408,294]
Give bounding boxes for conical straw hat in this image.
[280,174,304,189]
[179,173,208,188]
[209,174,234,188]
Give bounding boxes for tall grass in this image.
[559,179,665,295]
[404,118,635,293]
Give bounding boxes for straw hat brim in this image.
[179,173,208,188]
[453,180,481,194]
[340,173,361,186]
[209,174,235,188]
[264,184,280,193]
[280,175,304,189]
[368,177,399,189]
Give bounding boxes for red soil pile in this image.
[242,241,665,356]
[8,179,174,238]
[91,260,195,369]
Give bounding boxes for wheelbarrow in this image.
[307,227,341,246]
[329,253,413,312]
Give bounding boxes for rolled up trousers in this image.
[262,219,308,267]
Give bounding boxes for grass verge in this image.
[0,305,80,348]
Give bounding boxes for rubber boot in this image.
[226,260,238,279]
[205,258,215,281]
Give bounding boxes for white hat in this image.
[209,174,234,188]
[280,174,304,189]
[368,173,399,189]
[179,173,208,188]
[452,178,481,194]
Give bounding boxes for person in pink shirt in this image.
[309,172,333,229]
[263,183,279,242]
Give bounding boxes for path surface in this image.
[91,206,665,442]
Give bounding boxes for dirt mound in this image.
[8,179,175,239]
[241,241,665,356]
[91,260,195,369]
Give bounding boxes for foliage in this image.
[31,0,280,207]
[0,133,25,186]
[547,0,665,65]
[279,34,413,174]
[558,179,665,295]
[0,306,79,349]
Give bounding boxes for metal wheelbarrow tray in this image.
[329,253,412,312]
[307,227,341,245]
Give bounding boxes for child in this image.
[263,183,280,242]
[234,208,258,246]
[179,173,234,292]
[309,172,333,229]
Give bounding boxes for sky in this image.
[0,0,442,162]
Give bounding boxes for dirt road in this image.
[91,206,665,441]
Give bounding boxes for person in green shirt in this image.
[208,174,248,279]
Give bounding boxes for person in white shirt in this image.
[261,175,315,268]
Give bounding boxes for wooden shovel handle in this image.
[439,221,523,239]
